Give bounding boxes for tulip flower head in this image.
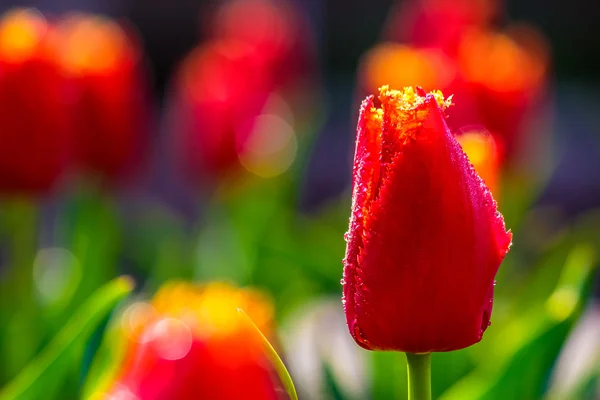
[457,27,548,160]
[385,0,499,56]
[58,14,148,183]
[0,9,70,195]
[211,0,312,89]
[342,86,511,353]
[107,282,280,400]
[173,40,272,181]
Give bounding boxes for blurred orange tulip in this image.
[105,282,281,400]
[358,43,455,94]
[456,130,500,196]
[456,26,549,160]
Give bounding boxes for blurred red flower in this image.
[211,0,313,90]
[454,27,549,160]
[57,14,148,183]
[384,0,499,56]
[172,40,272,181]
[377,1,550,163]
[342,86,511,353]
[0,8,70,195]
[106,282,281,400]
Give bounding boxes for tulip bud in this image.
[342,86,511,353]
[457,27,548,160]
[211,0,312,90]
[57,14,148,183]
[172,40,272,181]
[0,9,69,195]
[384,0,499,56]
[106,282,280,400]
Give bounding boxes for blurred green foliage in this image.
[0,97,598,400]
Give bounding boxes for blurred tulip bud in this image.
[457,26,549,160]
[57,13,149,183]
[171,40,273,181]
[0,8,70,195]
[211,0,313,90]
[105,281,282,400]
[358,42,455,94]
[384,0,499,56]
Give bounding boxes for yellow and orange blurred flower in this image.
[362,0,550,164]
[104,282,282,400]
[456,130,500,196]
[455,26,549,159]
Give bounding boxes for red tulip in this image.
[173,40,272,180]
[211,0,313,90]
[384,0,499,57]
[105,282,280,400]
[57,14,148,183]
[342,86,512,353]
[0,9,70,195]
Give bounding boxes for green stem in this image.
[406,353,432,400]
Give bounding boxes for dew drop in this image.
[343,232,350,241]
[355,275,364,287]
[352,320,370,348]
[340,278,345,285]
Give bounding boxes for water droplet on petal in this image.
[352,320,370,348]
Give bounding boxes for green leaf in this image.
[237,309,298,400]
[80,316,128,400]
[439,243,597,400]
[0,277,134,400]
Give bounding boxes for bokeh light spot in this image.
[121,301,156,342]
[32,247,81,306]
[149,317,193,361]
[239,113,297,178]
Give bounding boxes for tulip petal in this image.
[343,88,511,353]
